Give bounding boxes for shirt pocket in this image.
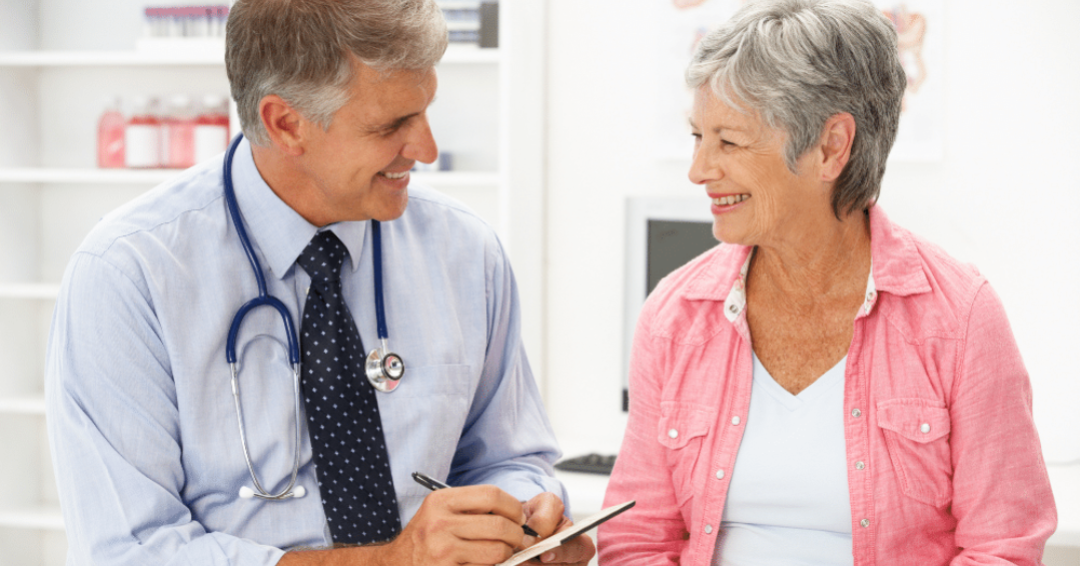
[657,403,714,507]
[876,398,953,508]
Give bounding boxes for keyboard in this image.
[554,453,617,475]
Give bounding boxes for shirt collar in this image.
[231,136,368,279]
[684,205,927,323]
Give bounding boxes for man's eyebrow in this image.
[368,113,419,134]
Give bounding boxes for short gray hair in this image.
[686,0,905,218]
[226,0,448,146]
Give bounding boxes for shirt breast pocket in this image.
[876,398,953,508]
[657,403,714,507]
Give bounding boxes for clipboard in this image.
[496,500,636,566]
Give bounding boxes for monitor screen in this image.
[646,219,717,295]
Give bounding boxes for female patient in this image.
[598,0,1056,564]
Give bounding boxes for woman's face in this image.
[688,88,828,248]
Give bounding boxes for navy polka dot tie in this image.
[296,230,401,544]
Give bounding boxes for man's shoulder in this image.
[78,160,226,260]
[400,182,499,244]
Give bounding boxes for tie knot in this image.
[297,231,349,285]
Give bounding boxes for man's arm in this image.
[447,236,565,500]
[446,235,594,564]
[46,253,286,565]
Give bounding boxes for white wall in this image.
[542,0,1080,467]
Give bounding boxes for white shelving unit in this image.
[0,2,544,564]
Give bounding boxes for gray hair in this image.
[686,0,905,218]
[226,0,448,146]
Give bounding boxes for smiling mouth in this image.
[713,194,749,206]
[379,170,409,180]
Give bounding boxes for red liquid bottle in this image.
[193,94,230,163]
[164,94,196,168]
[97,96,126,168]
[124,96,161,169]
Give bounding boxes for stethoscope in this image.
[222,133,406,501]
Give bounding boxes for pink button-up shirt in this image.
[599,206,1057,565]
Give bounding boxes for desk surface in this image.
[557,464,1080,548]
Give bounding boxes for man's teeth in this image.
[713,194,749,206]
[381,171,408,180]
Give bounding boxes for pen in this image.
[411,472,540,537]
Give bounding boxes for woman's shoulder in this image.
[637,242,746,343]
[870,207,990,338]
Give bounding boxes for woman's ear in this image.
[819,113,856,182]
[259,95,306,157]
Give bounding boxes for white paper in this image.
[496,500,636,566]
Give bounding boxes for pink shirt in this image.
[598,206,1057,565]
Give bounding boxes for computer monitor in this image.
[622,197,718,410]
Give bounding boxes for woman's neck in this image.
[749,209,872,303]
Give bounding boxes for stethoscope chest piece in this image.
[366,341,405,392]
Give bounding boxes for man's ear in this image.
[819,112,856,183]
[259,94,306,156]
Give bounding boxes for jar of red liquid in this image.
[124,96,161,169]
[193,94,230,164]
[163,94,196,169]
[97,96,126,168]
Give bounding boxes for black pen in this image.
[411,471,540,537]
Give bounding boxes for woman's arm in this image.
[598,312,689,565]
[948,283,1057,564]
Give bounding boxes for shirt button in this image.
[855,461,865,470]
[728,304,738,313]
[920,423,931,434]
[668,429,679,439]
[731,416,741,426]
[704,524,713,534]
[860,519,870,528]
[851,408,862,418]
[716,469,725,480]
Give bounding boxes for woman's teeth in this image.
[713,194,749,206]
[381,171,408,180]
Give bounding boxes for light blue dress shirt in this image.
[45,137,566,566]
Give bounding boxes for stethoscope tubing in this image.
[221,133,403,500]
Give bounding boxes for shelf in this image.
[0,397,47,415]
[412,171,499,188]
[0,45,499,67]
[0,507,65,531]
[0,284,60,299]
[0,50,224,67]
[0,168,185,185]
[0,168,497,189]
[442,45,501,64]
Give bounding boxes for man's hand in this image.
[520,492,596,565]
[380,484,529,566]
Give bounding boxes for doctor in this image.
[44,1,593,565]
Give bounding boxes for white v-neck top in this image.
[713,353,853,566]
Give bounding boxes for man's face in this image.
[293,62,439,226]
